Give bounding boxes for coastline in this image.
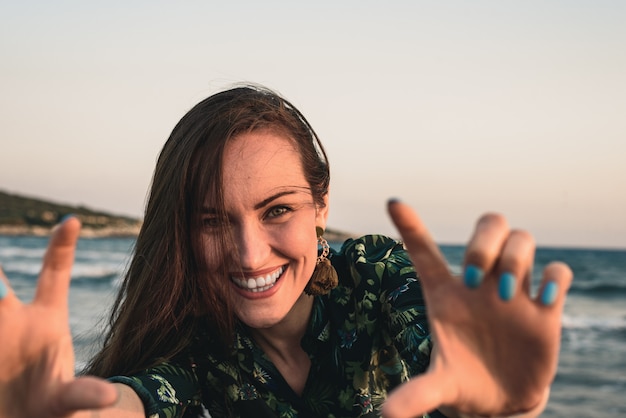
[0,189,143,238]
[0,223,142,238]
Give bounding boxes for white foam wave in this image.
[1,260,43,276]
[71,265,122,280]
[0,247,46,259]
[1,260,123,280]
[76,249,130,263]
[563,314,626,331]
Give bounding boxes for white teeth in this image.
[231,266,284,292]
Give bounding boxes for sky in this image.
[1,1,625,249]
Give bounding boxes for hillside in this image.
[0,190,141,237]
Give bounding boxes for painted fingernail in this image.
[541,281,558,305]
[387,198,401,205]
[498,272,517,301]
[0,281,8,300]
[464,265,484,288]
[60,214,75,223]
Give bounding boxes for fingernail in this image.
[464,265,484,288]
[387,198,401,205]
[60,214,75,224]
[0,281,8,300]
[498,272,516,301]
[541,281,558,305]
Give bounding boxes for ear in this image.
[315,192,330,230]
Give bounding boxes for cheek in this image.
[275,223,318,266]
[201,234,233,270]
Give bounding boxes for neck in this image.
[250,293,314,355]
[248,293,314,396]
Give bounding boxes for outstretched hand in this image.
[0,217,118,418]
[382,201,572,418]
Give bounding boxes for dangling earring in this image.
[304,227,339,296]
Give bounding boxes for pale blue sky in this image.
[1,1,625,248]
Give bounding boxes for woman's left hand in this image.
[382,200,572,418]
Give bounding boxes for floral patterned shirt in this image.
[110,235,436,417]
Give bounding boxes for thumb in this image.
[381,371,451,418]
[52,377,119,415]
[387,199,450,290]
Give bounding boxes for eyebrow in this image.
[253,190,301,210]
[201,188,309,214]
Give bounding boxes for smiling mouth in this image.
[231,266,285,292]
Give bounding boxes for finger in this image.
[536,261,572,308]
[0,264,19,308]
[463,213,510,288]
[0,265,10,299]
[492,229,535,302]
[381,370,449,418]
[387,199,451,289]
[35,216,81,308]
[53,376,119,415]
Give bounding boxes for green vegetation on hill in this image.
[0,190,141,237]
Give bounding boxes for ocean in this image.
[1,235,624,417]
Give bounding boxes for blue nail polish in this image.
[464,265,484,288]
[541,281,558,305]
[0,281,8,300]
[498,272,516,301]
[60,214,75,224]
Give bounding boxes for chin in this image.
[235,305,288,329]
[239,315,285,330]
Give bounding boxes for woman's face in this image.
[202,130,328,329]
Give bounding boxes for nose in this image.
[234,221,270,270]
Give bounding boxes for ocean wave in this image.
[70,263,124,279]
[563,314,626,332]
[0,240,131,266]
[568,281,626,297]
[0,246,46,260]
[71,272,120,285]
[0,260,123,281]
[1,260,43,277]
[75,249,131,263]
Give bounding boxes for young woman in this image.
[0,85,572,418]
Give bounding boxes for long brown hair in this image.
[85,84,331,377]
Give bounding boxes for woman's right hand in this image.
[0,217,118,418]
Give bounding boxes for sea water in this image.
[1,235,624,417]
